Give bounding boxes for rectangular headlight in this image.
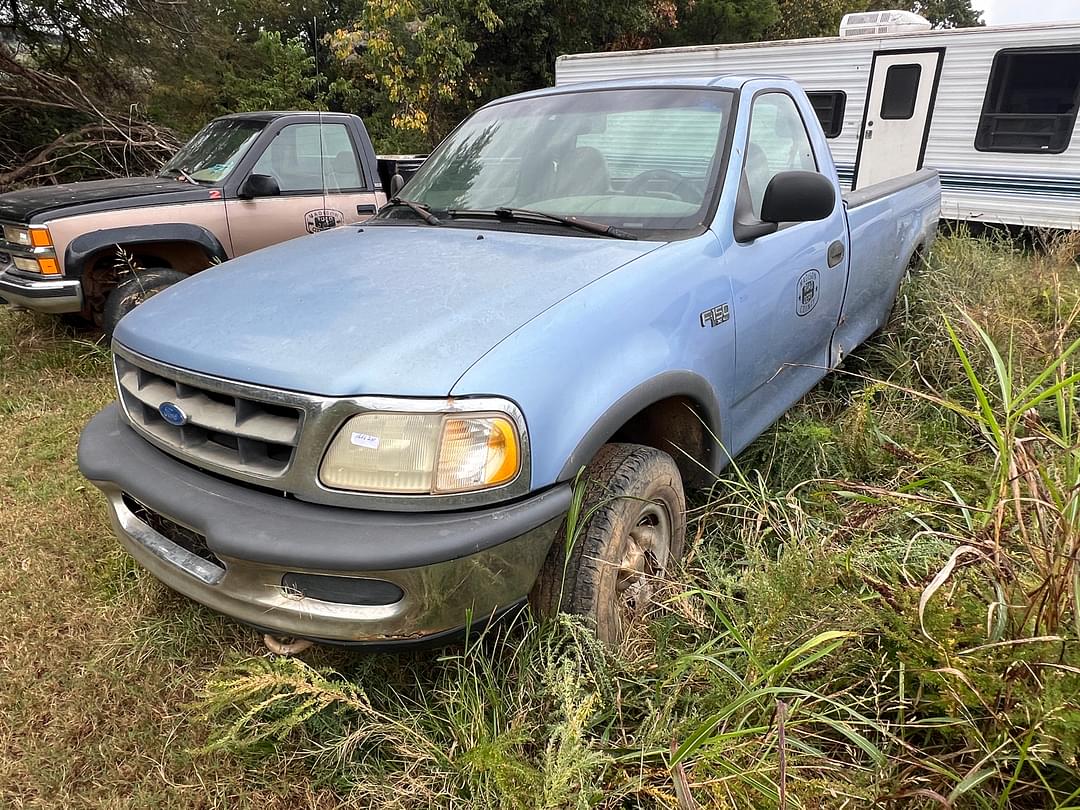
[3,225,31,246]
[319,411,522,495]
[13,256,40,273]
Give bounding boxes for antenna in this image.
[313,15,329,220]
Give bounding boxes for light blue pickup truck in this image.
[78,75,940,647]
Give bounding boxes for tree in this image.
[329,0,500,143]
[661,0,779,46]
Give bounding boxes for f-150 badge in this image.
[796,270,820,316]
[700,303,730,328]
[305,208,345,233]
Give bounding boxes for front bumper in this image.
[0,265,83,314]
[78,405,571,644]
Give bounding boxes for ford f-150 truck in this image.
[78,76,940,647]
[0,111,423,335]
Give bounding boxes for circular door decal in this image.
[305,208,344,233]
[796,269,820,316]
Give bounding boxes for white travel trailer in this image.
[555,11,1080,229]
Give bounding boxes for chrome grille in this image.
[115,353,302,478]
[110,344,532,512]
[0,251,10,266]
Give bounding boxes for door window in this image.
[880,64,922,120]
[251,123,365,193]
[744,93,817,216]
[975,47,1080,154]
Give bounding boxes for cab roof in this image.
[483,74,776,108]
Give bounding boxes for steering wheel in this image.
[622,169,699,203]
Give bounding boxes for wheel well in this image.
[81,241,215,315]
[608,395,715,489]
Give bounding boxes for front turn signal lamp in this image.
[319,410,522,495]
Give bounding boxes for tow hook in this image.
[262,633,315,656]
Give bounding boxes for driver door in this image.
[226,122,377,255]
[726,91,849,449]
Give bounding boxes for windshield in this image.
[160,119,265,184]
[400,87,733,236]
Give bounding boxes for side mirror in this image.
[389,172,405,198]
[760,170,836,224]
[238,173,280,199]
[734,170,836,243]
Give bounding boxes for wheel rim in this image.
[615,500,673,631]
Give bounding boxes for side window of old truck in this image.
[252,123,364,193]
[744,93,817,217]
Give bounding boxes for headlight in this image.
[3,225,31,246]
[3,225,51,248]
[319,410,522,495]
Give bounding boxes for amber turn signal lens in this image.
[36,257,60,275]
[28,228,53,248]
[434,415,520,493]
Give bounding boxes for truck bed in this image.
[836,168,941,355]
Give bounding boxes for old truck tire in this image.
[102,268,189,340]
[530,443,686,645]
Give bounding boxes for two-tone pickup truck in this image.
[78,76,940,647]
[0,111,422,335]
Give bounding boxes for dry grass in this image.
[0,312,346,808]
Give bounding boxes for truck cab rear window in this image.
[975,47,1080,154]
[881,64,921,120]
[807,91,846,138]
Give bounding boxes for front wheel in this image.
[530,443,686,645]
[102,268,189,340]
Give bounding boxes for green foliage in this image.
[329,0,501,140]
[219,31,322,114]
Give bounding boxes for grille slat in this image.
[116,355,302,478]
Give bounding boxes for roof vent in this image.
[839,10,932,38]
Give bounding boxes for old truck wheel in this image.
[102,268,188,340]
[530,443,686,645]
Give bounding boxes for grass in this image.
[1,228,1078,807]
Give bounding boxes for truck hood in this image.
[114,225,661,397]
[0,176,207,222]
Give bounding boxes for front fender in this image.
[556,370,722,480]
[65,223,229,280]
[450,234,734,488]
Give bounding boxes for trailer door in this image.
[854,49,943,189]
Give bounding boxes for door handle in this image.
[827,240,844,268]
[356,204,377,215]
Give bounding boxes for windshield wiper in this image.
[447,207,637,240]
[160,166,199,185]
[385,197,441,225]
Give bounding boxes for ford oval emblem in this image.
[158,401,188,427]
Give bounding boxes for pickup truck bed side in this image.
[835,169,940,358]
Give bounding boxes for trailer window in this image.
[975,47,1080,154]
[807,92,846,138]
[881,64,921,120]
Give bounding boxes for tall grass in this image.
[199,229,1080,808]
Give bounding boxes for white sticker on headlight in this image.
[350,431,380,450]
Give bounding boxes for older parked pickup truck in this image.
[78,76,940,647]
[0,111,422,335]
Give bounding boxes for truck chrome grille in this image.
[115,353,302,478]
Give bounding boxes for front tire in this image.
[530,443,686,645]
[102,268,189,340]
